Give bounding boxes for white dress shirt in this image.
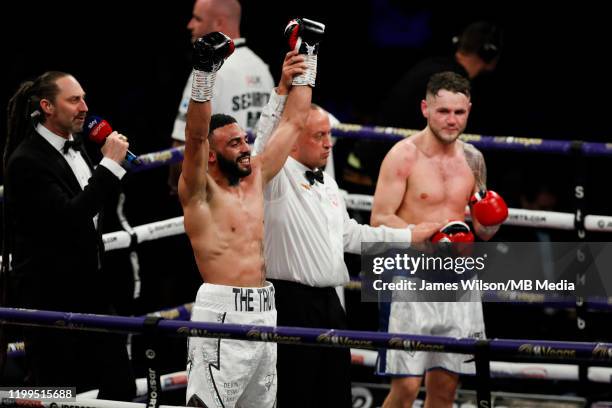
[253,91,412,287]
[37,123,126,228]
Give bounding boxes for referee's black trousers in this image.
[270,279,352,408]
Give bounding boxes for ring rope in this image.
[127,125,612,176]
[1,123,611,201]
[8,294,612,359]
[6,302,612,392]
[6,303,193,358]
[330,124,612,156]
[96,202,612,255]
[2,307,612,364]
[98,125,612,177]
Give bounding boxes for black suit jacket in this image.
[5,131,122,313]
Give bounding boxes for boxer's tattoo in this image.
[463,143,487,191]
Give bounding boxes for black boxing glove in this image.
[191,32,235,102]
[284,18,325,87]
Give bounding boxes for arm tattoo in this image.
[463,143,487,191]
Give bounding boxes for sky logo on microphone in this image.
[84,115,141,165]
[85,115,112,144]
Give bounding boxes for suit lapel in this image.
[29,133,83,194]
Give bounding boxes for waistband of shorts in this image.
[195,281,275,312]
[268,278,337,295]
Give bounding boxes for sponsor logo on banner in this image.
[388,338,445,354]
[596,219,612,229]
[518,344,576,359]
[316,334,373,348]
[176,326,231,339]
[148,367,159,407]
[150,150,172,163]
[509,213,547,223]
[460,133,483,142]
[494,136,543,146]
[334,123,363,133]
[246,329,301,344]
[592,343,612,359]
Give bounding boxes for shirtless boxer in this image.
[372,71,508,408]
[179,19,324,407]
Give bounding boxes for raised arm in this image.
[463,142,508,240]
[371,141,417,228]
[178,32,234,207]
[258,18,325,185]
[252,50,304,156]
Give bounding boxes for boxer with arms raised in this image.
[372,71,508,408]
[179,19,323,407]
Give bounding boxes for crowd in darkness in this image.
[3,3,611,146]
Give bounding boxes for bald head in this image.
[213,0,241,23]
[188,0,241,42]
[291,105,332,170]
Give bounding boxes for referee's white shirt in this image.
[253,91,412,287]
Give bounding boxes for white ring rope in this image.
[103,216,185,251]
[100,196,612,252]
[341,191,612,232]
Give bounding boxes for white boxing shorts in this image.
[378,277,485,377]
[186,282,277,408]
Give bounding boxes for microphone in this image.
[84,116,141,165]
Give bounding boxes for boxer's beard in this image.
[217,152,251,186]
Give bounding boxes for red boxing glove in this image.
[431,221,475,243]
[470,190,508,226]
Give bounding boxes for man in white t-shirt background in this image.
[168,0,275,195]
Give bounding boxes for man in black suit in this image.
[1,71,135,399]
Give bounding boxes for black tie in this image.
[305,169,324,185]
[62,139,82,154]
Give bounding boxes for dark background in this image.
[3,2,611,145]
[2,1,611,213]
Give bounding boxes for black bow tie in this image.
[62,139,82,154]
[305,169,324,185]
